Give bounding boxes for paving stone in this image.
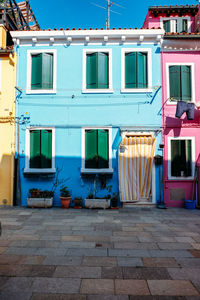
[1,277,34,292]
[175,258,200,268]
[5,247,37,255]
[109,249,150,257]
[0,247,7,254]
[123,267,171,280]
[82,256,117,267]
[0,254,25,264]
[114,243,158,250]
[19,255,45,265]
[158,243,193,250]
[0,240,10,247]
[87,296,129,300]
[129,296,186,300]
[0,277,9,290]
[36,248,67,256]
[142,258,179,268]
[0,291,32,300]
[148,280,199,296]
[31,277,80,293]
[175,237,195,243]
[31,294,86,300]
[0,264,32,276]
[101,267,123,279]
[84,236,111,243]
[80,279,114,294]
[61,236,84,242]
[117,257,143,267]
[43,256,82,266]
[115,279,150,295]
[167,268,200,282]
[60,242,95,248]
[189,250,200,258]
[67,248,107,257]
[53,266,101,278]
[149,250,192,258]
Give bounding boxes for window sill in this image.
[167,100,194,105]
[168,176,194,181]
[26,89,57,95]
[81,168,114,174]
[82,89,114,94]
[121,88,153,93]
[24,168,56,174]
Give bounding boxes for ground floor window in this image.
[25,127,55,173]
[169,137,194,178]
[81,127,113,173]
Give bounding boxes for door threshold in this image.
[123,202,155,207]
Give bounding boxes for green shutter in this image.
[182,19,188,32]
[31,54,42,90]
[163,20,170,33]
[97,52,109,89]
[42,53,53,90]
[85,130,98,168]
[137,52,148,88]
[86,53,97,89]
[169,66,181,101]
[98,129,109,168]
[185,140,191,176]
[125,52,137,88]
[41,130,52,168]
[30,130,41,168]
[181,66,191,101]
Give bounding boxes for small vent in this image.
[170,188,185,201]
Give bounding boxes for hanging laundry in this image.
[175,101,194,120]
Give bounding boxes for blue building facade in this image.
[11,29,164,207]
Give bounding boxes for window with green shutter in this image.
[86,52,109,89]
[171,139,192,177]
[30,129,52,169]
[85,129,109,169]
[163,20,170,33]
[169,65,191,101]
[31,53,53,90]
[125,52,148,89]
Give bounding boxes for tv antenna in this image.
[91,0,125,29]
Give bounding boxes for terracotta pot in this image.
[60,196,71,208]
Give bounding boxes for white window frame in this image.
[161,17,191,33]
[121,48,152,93]
[26,49,57,94]
[166,62,195,105]
[168,136,195,180]
[81,127,113,173]
[24,127,56,173]
[82,49,113,94]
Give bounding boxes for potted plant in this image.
[27,189,54,208]
[111,193,119,209]
[73,197,83,209]
[60,186,72,208]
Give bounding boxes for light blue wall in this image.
[16,42,163,207]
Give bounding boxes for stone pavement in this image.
[0,207,200,300]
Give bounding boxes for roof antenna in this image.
[91,0,125,29]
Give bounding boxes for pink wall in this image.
[142,11,196,32]
[162,51,200,207]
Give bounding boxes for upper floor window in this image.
[168,65,193,102]
[82,49,113,93]
[121,48,152,93]
[27,50,57,94]
[162,17,190,33]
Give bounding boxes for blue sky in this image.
[30,0,196,30]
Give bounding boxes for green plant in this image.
[73,197,83,207]
[60,186,71,197]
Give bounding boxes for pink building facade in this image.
[143,5,200,207]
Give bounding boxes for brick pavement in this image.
[0,207,200,299]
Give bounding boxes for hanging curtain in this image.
[118,136,156,202]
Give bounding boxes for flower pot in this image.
[27,198,53,208]
[60,196,71,208]
[185,199,196,210]
[73,198,82,209]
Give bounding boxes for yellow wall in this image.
[0,32,16,206]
